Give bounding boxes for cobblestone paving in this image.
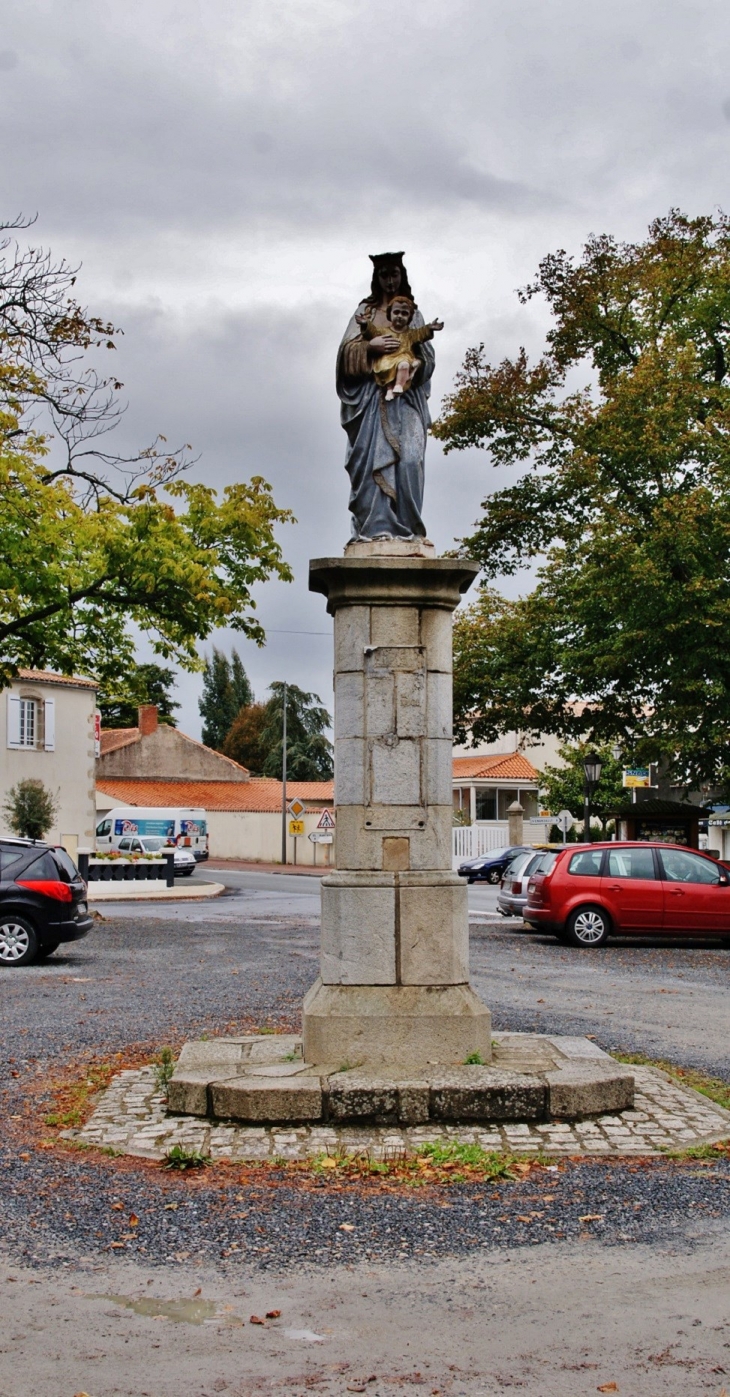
[69,1063,730,1160]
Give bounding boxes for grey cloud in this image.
[4,0,730,735]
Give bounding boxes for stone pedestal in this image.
[302,547,491,1068]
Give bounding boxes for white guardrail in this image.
[452,820,553,868]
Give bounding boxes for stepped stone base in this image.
[166,1031,635,1126]
[302,979,492,1068]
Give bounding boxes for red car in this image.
[524,842,730,946]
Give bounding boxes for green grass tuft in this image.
[164,1144,211,1171]
[152,1046,176,1093]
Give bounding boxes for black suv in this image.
[0,839,92,966]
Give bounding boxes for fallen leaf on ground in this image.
[193,1287,202,1297]
[164,1202,178,1210]
[339,1223,355,1232]
[250,1315,265,1325]
[580,1214,604,1223]
[266,1309,281,1319]
[597,1384,618,1393]
[111,1202,123,1211]
[129,1213,139,1227]
[19,1152,30,1161]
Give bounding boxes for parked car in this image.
[497,849,558,917]
[458,846,531,885]
[524,841,730,946]
[116,835,196,876]
[0,837,92,966]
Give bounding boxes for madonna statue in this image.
[337,252,435,540]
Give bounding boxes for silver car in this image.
[497,850,557,917]
[117,835,197,876]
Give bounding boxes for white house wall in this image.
[1,679,97,852]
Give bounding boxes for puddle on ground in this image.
[283,1328,326,1342]
[89,1293,226,1324]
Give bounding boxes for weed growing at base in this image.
[308,1141,524,1186]
[152,1046,176,1093]
[164,1144,211,1170]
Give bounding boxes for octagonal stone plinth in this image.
[166,1033,635,1126]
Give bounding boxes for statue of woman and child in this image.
[337,251,443,542]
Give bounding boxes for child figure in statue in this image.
[356,295,444,401]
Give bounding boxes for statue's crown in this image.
[369,251,405,267]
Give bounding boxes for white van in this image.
[95,807,209,861]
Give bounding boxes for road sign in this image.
[557,809,574,835]
[287,798,306,819]
[308,831,333,844]
[623,767,652,788]
[288,819,305,837]
[317,809,335,831]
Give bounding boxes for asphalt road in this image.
[103,868,730,1076]
[0,872,728,1395]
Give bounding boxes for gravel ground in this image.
[2,900,729,1394]
[1,902,728,1274]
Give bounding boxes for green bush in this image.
[2,778,58,840]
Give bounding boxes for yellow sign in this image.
[288,819,305,837]
[288,798,306,819]
[623,767,651,788]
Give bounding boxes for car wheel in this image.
[37,941,60,958]
[467,877,475,885]
[0,916,39,966]
[565,905,610,948]
[487,869,501,885]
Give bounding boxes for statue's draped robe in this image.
[337,302,434,539]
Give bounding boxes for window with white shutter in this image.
[43,697,55,751]
[7,695,22,748]
[7,695,40,749]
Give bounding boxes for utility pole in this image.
[281,681,287,866]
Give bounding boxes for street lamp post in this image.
[583,751,603,842]
[280,681,287,866]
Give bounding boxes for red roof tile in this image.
[96,777,335,813]
[452,752,539,781]
[15,668,97,690]
[99,728,140,755]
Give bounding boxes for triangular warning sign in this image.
[317,808,336,830]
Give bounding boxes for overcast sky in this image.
[3,0,730,736]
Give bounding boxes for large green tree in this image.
[259,682,333,781]
[98,662,180,728]
[198,647,254,749]
[0,217,293,690]
[222,700,270,773]
[434,210,730,791]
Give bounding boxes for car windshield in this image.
[52,847,79,882]
[504,852,532,877]
[534,851,558,874]
[140,838,165,851]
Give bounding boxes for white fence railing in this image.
[452,820,553,868]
